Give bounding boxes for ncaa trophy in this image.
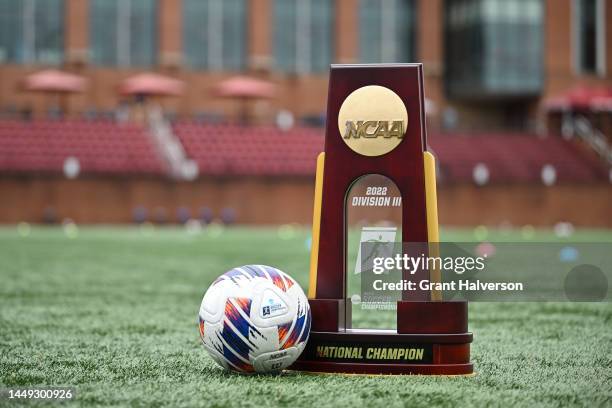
[291,64,473,375]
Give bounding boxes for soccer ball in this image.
[198,265,311,373]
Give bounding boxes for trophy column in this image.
[291,64,473,375]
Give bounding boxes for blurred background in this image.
[0,0,610,228]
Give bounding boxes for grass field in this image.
[1,225,611,407]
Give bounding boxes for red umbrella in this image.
[214,76,276,99]
[23,69,87,93]
[544,85,612,111]
[120,73,185,96]
[590,94,612,111]
[23,70,87,117]
[213,76,276,124]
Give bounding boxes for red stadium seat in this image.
[0,119,164,176]
[171,122,608,183]
[1,118,606,183]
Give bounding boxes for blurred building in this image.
[0,0,610,131]
[0,0,610,227]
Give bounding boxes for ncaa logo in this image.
[337,85,408,157]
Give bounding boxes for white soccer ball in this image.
[198,265,311,373]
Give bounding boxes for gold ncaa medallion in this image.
[337,85,408,157]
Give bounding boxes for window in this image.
[444,0,544,98]
[0,0,64,64]
[575,0,606,76]
[359,0,415,63]
[90,0,157,67]
[274,0,334,73]
[182,0,246,71]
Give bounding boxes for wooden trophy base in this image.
[291,300,473,375]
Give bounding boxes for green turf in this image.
[0,225,611,407]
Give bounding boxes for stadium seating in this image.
[0,120,164,175]
[173,122,607,183]
[429,133,608,183]
[0,119,605,183]
[174,123,323,177]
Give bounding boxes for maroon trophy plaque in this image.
[291,64,473,375]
